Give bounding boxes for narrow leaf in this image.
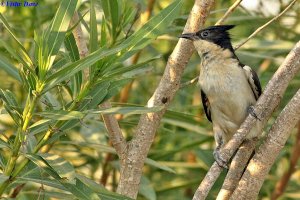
[0,55,21,82]
[36,110,85,120]
[0,14,33,66]
[45,0,181,90]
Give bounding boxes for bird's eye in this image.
[201,31,209,38]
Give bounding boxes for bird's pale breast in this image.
[199,57,256,140]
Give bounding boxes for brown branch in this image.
[100,102,127,159]
[234,0,297,50]
[102,0,156,183]
[116,0,215,198]
[231,89,300,200]
[216,139,257,200]
[69,12,89,79]
[71,12,127,159]
[270,121,300,200]
[215,0,243,25]
[192,40,300,200]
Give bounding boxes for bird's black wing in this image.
[200,89,212,122]
[242,65,262,100]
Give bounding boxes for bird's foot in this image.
[247,106,261,121]
[213,147,228,169]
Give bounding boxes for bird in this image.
[179,25,262,168]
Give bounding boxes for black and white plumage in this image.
[180,25,262,167]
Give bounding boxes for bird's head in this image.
[179,25,235,55]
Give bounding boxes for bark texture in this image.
[230,89,300,200]
[216,139,257,200]
[271,122,300,200]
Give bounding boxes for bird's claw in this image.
[248,106,261,121]
[213,147,228,169]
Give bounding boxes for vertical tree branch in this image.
[271,121,300,200]
[100,102,127,159]
[192,40,300,200]
[70,12,127,160]
[230,89,300,200]
[116,0,215,198]
[69,12,89,79]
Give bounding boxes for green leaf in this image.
[102,78,131,101]
[22,190,74,200]
[26,154,100,200]
[0,89,19,108]
[145,158,176,174]
[40,153,76,184]
[76,174,133,200]
[81,81,110,110]
[119,0,182,55]
[0,138,10,149]
[162,118,208,135]
[90,106,163,115]
[67,178,101,200]
[37,106,162,121]
[90,0,99,78]
[0,54,21,82]
[28,119,53,135]
[104,56,159,78]
[151,138,211,160]
[65,33,80,62]
[16,176,66,191]
[25,154,65,181]
[36,110,85,121]
[45,0,181,90]
[101,0,119,40]
[90,0,98,53]
[64,33,82,98]
[45,0,78,59]
[100,17,107,47]
[139,176,156,200]
[0,154,6,169]
[0,89,22,125]
[0,14,33,67]
[0,174,9,185]
[59,141,116,154]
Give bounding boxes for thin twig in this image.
[180,76,199,88]
[69,12,89,78]
[215,0,243,25]
[100,102,127,159]
[234,0,297,50]
[71,12,127,159]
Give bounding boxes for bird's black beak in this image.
[179,33,198,41]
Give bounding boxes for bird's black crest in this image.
[196,25,235,52]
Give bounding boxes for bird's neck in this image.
[193,40,240,64]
